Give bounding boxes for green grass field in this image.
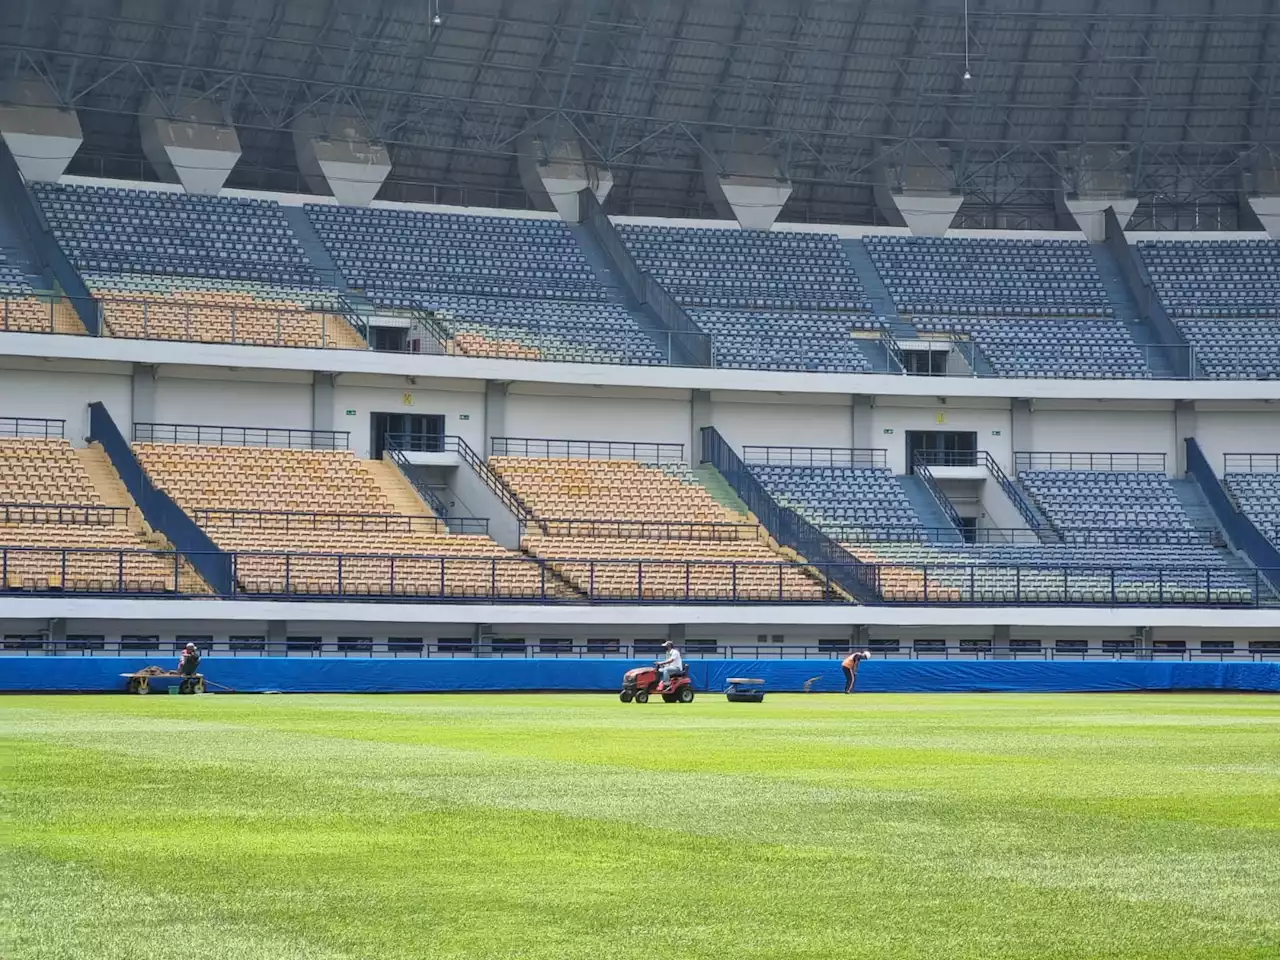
[3,693,1279,960]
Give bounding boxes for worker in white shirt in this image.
[658,640,684,685]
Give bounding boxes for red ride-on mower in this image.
[619,663,695,703]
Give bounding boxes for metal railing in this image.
[910,453,966,531]
[98,296,356,350]
[386,433,531,522]
[979,451,1059,541]
[0,295,97,334]
[491,437,686,462]
[828,525,1219,546]
[912,449,980,468]
[0,417,65,439]
[527,519,761,540]
[191,508,489,537]
[133,422,349,451]
[0,503,129,525]
[381,435,451,517]
[742,446,889,469]
[8,639,1280,661]
[1224,453,1280,474]
[0,547,1272,607]
[1014,451,1169,474]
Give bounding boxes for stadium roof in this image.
[4,0,1280,228]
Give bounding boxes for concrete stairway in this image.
[566,221,676,362]
[1089,243,1175,378]
[1171,476,1257,573]
[694,463,751,516]
[897,475,964,542]
[77,444,212,594]
[841,239,916,338]
[365,458,436,517]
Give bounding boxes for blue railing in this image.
[87,402,233,594]
[0,546,185,594]
[134,421,349,450]
[980,451,1061,541]
[700,426,880,602]
[1186,437,1280,593]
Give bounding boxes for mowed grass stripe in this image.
[2,694,1278,959]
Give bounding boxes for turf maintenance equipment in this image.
[619,662,695,703]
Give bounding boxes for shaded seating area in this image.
[1138,239,1280,379]
[747,464,923,539]
[308,206,661,364]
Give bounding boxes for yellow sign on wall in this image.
[935,411,946,424]
[403,393,414,407]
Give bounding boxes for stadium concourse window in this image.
[175,634,212,652]
[1249,640,1280,655]
[1201,640,1235,653]
[287,636,322,653]
[586,638,619,654]
[230,636,266,653]
[819,639,851,653]
[1154,640,1187,654]
[538,638,572,653]
[755,634,785,645]
[1103,639,1137,654]
[1055,639,1088,653]
[65,635,105,651]
[3,634,43,650]
[960,639,993,653]
[685,639,718,654]
[337,637,373,654]
[914,639,946,654]
[634,640,667,655]
[490,638,525,654]
[869,639,900,653]
[121,635,160,651]
[388,637,424,655]
[438,637,474,653]
[1009,639,1042,651]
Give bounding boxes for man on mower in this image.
[658,640,684,686]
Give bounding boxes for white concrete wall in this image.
[0,361,132,445]
[1027,402,1177,469]
[711,391,852,452]
[1194,406,1280,475]
[870,400,1012,474]
[154,371,312,430]
[333,376,486,458]
[503,384,692,457]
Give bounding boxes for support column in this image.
[266,620,288,658]
[1055,146,1137,241]
[46,617,65,655]
[518,128,611,223]
[312,372,336,433]
[852,396,874,450]
[484,381,508,457]
[139,94,241,195]
[293,111,390,206]
[0,76,82,182]
[875,142,962,236]
[131,364,157,427]
[667,623,686,647]
[691,389,712,464]
[1174,401,1197,476]
[993,624,1011,653]
[1010,398,1032,459]
[701,134,792,230]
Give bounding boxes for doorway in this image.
[906,430,978,471]
[371,412,445,459]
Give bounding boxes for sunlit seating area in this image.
[134,441,559,598]
[0,433,182,592]
[491,454,831,601]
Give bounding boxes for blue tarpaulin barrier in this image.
[1,658,1278,694]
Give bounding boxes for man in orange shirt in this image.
[841,649,869,694]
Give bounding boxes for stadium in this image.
[1,0,1279,956]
